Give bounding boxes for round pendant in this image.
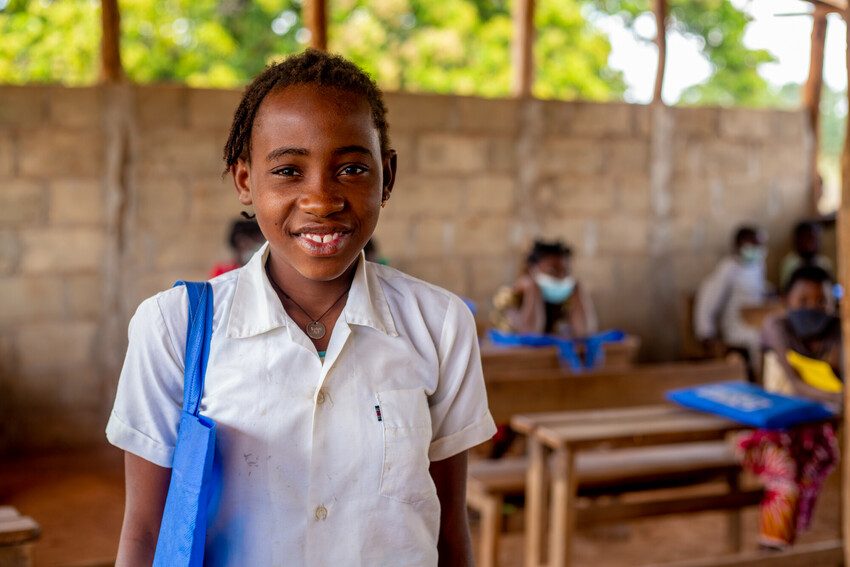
[306,321,326,340]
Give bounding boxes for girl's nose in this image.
[298,178,345,217]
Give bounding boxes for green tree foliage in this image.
[328,0,625,100]
[597,0,776,106]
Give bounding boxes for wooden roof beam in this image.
[806,0,846,16]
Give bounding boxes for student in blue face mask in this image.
[694,225,769,376]
[492,240,597,337]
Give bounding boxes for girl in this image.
[491,240,597,337]
[107,49,496,566]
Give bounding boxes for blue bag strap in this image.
[173,281,213,417]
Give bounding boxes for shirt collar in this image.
[226,242,397,339]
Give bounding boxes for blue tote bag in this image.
[153,281,219,567]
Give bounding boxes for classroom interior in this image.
[2,0,850,566]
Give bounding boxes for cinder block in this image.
[0,87,47,126]
[389,134,416,174]
[403,257,468,296]
[487,136,518,173]
[189,178,242,222]
[17,320,98,380]
[548,175,614,214]
[20,227,106,274]
[540,138,604,175]
[64,274,103,319]
[569,103,633,137]
[135,178,191,224]
[672,107,718,137]
[468,255,515,299]
[456,97,520,135]
[466,176,515,213]
[49,179,105,225]
[606,139,650,174]
[187,88,242,129]
[134,85,188,129]
[612,174,651,213]
[414,218,456,257]
[0,230,19,275]
[390,176,463,217]
[372,217,414,261]
[153,223,231,271]
[0,131,13,176]
[385,93,458,133]
[417,134,488,173]
[0,276,65,325]
[19,128,104,178]
[719,108,774,141]
[455,215,512,256]
[598,215,649,254]
[48,87,104,129]
[774,110,807,142]
[0,179,45,224]
[705,141,759,183]
[136,128,223,176]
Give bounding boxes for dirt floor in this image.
[0,447,842,566]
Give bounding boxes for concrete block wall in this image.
[0,85,811,452]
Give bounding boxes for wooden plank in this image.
[809,0,847,15]
[306,0,328,51]
[577,489,763,526]
[512,404,679,435]
[535,412,741,450]
[488,359,746,424]
[480,345,560,373]
[644,539,843,567]
[842,3,850,565]
[548,449,577,567]
[512,0,535,98]
[804,5,828,211]
[0,516,40,545]
[100,0,123,83]
[653,0,668,104]
[524,437,547,567]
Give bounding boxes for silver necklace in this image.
[267,270,350,340]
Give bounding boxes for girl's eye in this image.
[340,164,367,176]
[272,166,299,176]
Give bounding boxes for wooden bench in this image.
[470,359,755,567]
[0,506,40,567]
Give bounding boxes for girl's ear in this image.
[232,158,253,206]
[381,150,398,203]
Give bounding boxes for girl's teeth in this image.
[303,233,340,244]
[322,234,334,243]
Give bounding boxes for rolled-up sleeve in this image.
[428,295,497,461]
[105,291,186,467]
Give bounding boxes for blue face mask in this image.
[533,273,576,304]
[740,245,766,265]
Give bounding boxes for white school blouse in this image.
[106,243,497,566]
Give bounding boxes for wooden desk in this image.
[511,405,749,567]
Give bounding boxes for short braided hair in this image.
[223,49,390,173]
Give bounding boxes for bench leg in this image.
[726,470,743,552]
[525,438,548,567]
[548,448,577,567]
[478,493,503,567]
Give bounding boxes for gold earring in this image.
[381,200,387,208]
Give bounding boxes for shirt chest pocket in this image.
[376,388,437,504]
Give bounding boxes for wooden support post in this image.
[306,0,328,52]
[100,0,123,83]
[512,0,535,98]
[842,4,850,566]
[803,5,828,210]
[652,0,668,104]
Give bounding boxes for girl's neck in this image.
[266,254,358,315]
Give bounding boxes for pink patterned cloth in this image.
[738,423,838,548]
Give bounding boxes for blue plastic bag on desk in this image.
[153,281,219,567]
[666,381,834,429]
[486,329,584,371]
[583,329,626,369]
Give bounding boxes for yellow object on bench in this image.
[786,350,843,393]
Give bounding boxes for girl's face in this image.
[232,84,396,282]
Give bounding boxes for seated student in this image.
[492,240,597,338]
[779,221,834,292]
[739,266,841,550]
[209,218,265,278]
[761,265,842,408]
[694,225,769,374]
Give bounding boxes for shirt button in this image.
[315,505,328,521]
[316,390,326,405]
